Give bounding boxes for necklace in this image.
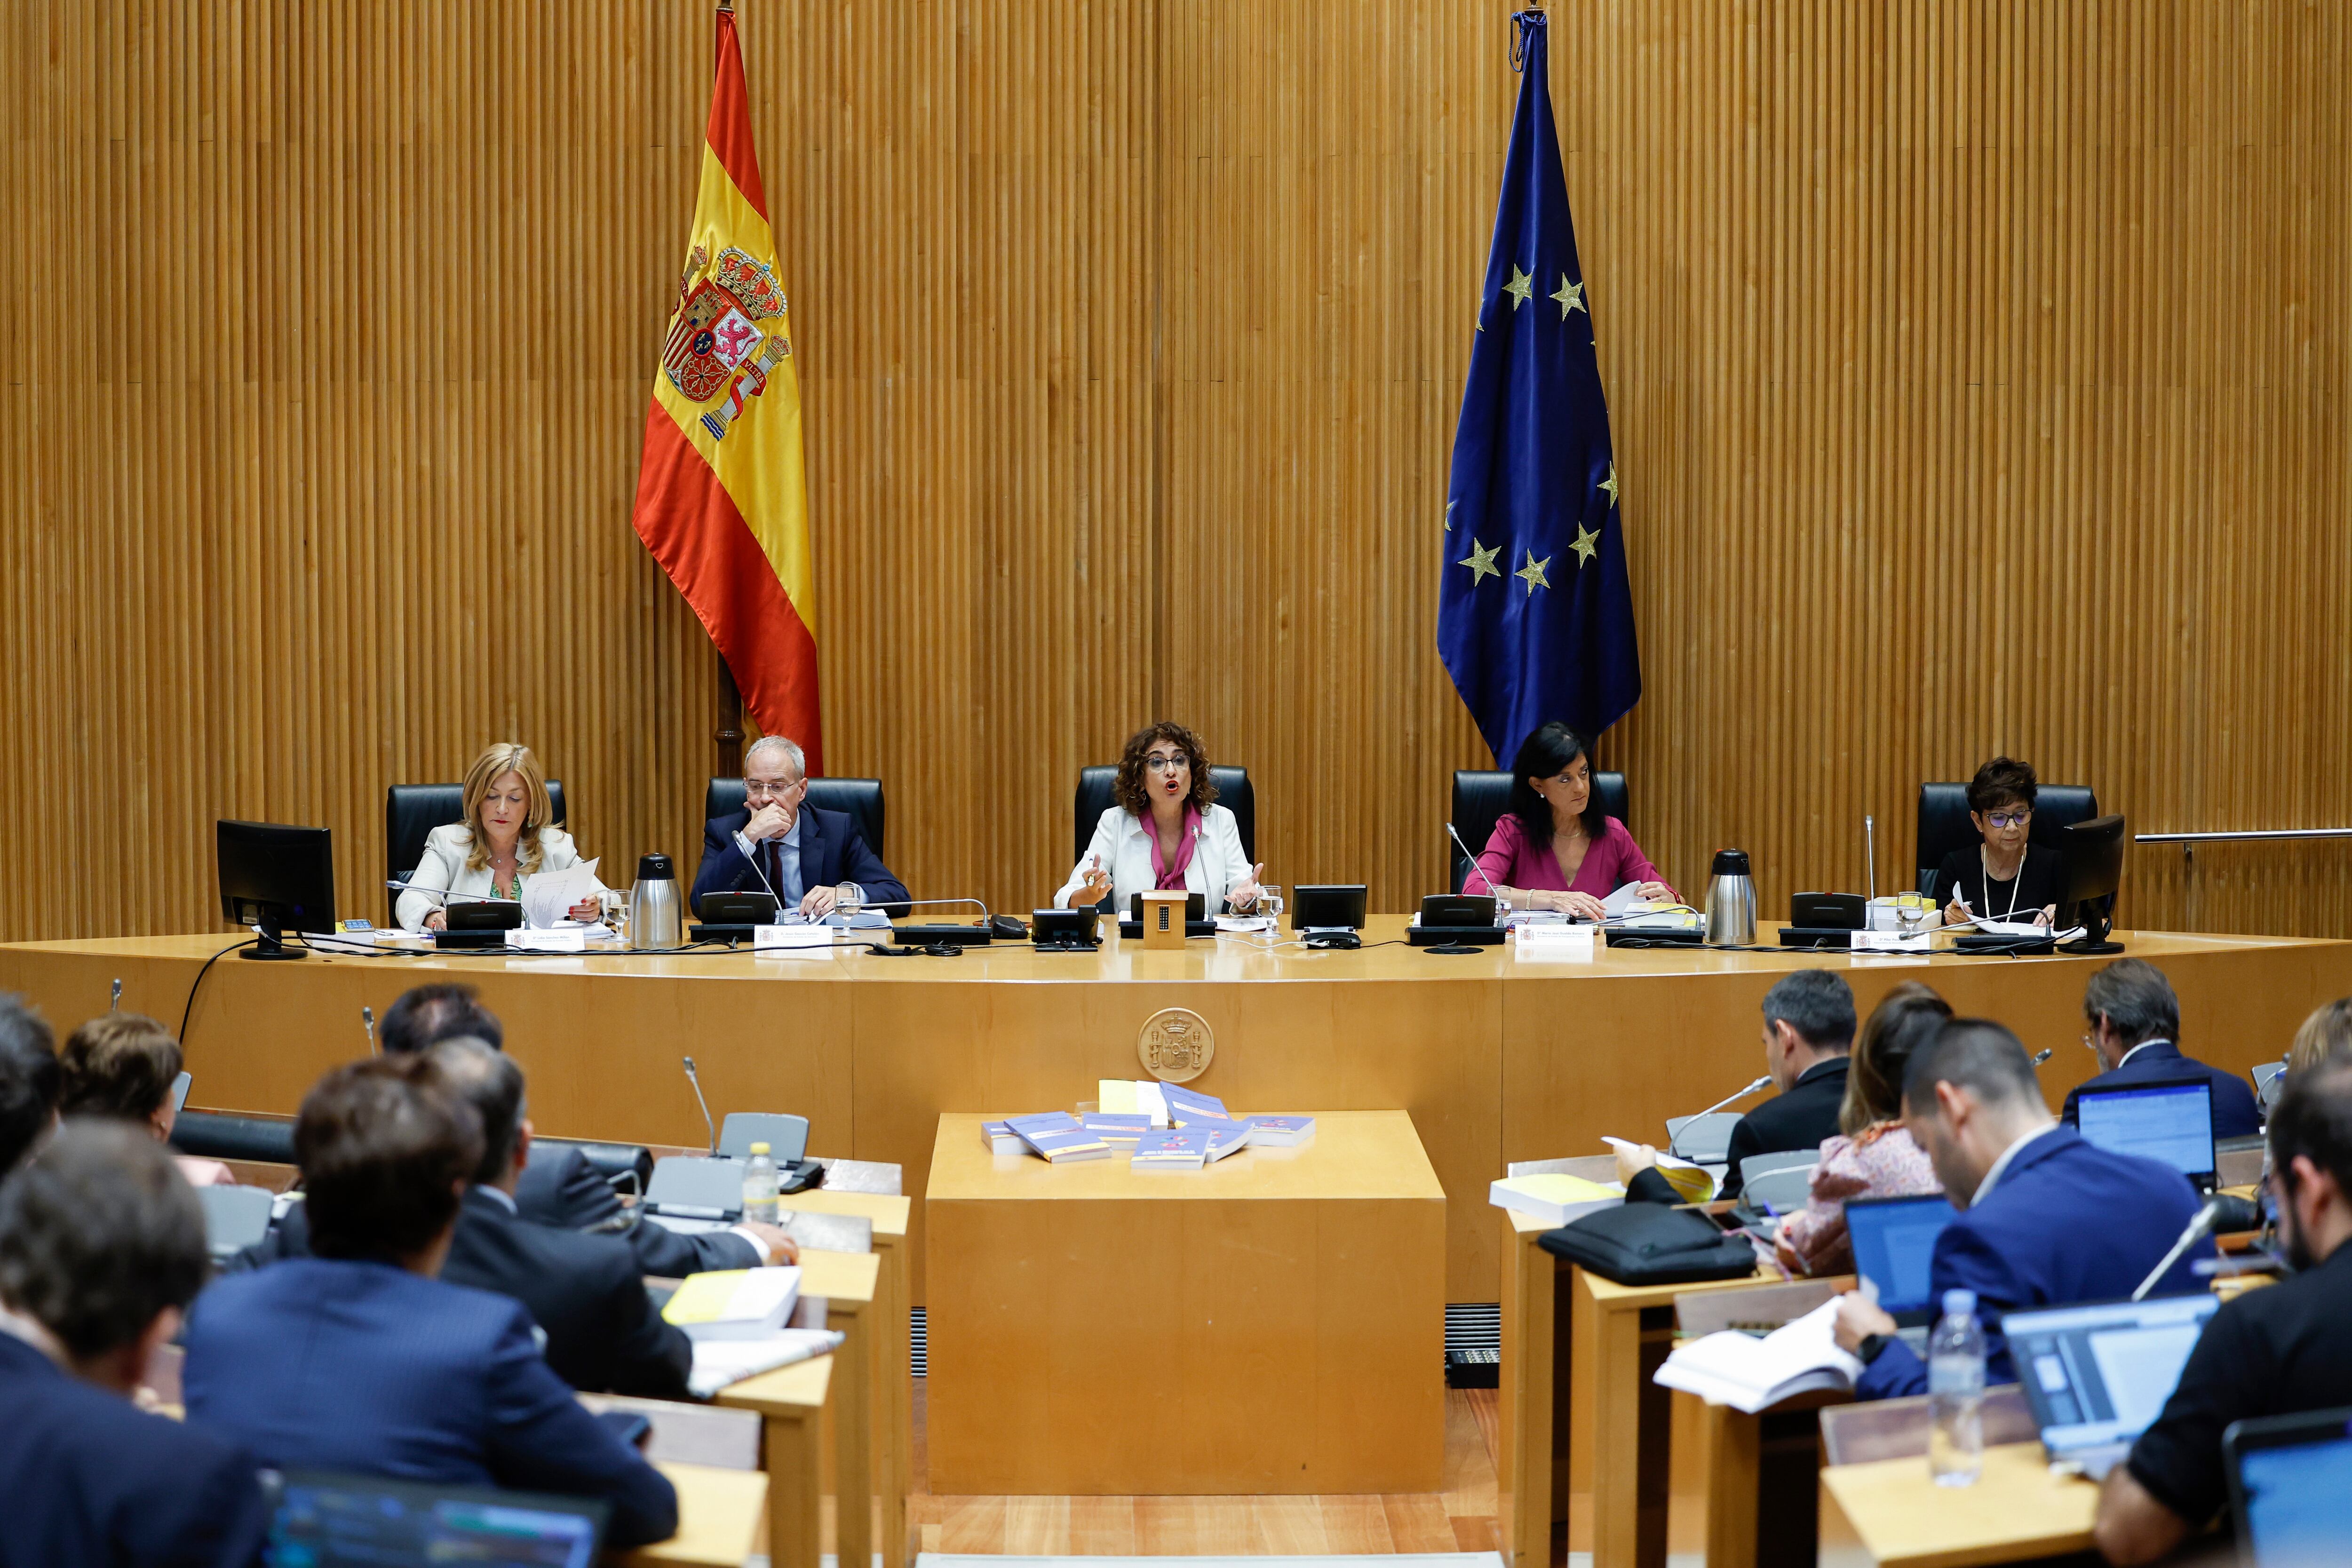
[1980,844,2024,921]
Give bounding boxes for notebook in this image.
[2006,1293,2221,1480]
[1842,1193,1956,1328]
[268,1470,605,1567]
[2076,1080,2218,1190]
[2225,1405,2352,1568]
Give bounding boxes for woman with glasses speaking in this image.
[1055,722,1265,914]
[1937,756,2061,927]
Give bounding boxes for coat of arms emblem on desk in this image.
[1136,1008,1214,1082]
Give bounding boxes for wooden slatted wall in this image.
[3,1,2347,946]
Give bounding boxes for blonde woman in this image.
[396,744,596,932]
[2288,997,2352,1077]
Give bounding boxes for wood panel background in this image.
[4,0,2349,949]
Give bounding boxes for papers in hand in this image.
[688,1327,845,1398]
[1653,1298,1862,1413]
[1601,1137,1719,1203]
[1600,881,1649,918]
[521,858,606,929]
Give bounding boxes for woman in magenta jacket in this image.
[1472,722,1674,918]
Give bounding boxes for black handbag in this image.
[1537,1202,1757,1285]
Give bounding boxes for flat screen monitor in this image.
[216,820,336,960]
[2006,1293,2219,1458]
[1842,1193,1956,1325]
[266,1469,606,1568]
[2226,1406,2352,1568]
[1290,884,1368,932]
[2058,813,2127,952]
[2076,1080,2217,1188]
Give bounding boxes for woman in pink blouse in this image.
[1774,982,1949,1276]
[1472,723,1674,917]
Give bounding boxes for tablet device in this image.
[1842,1193,1956,1327]
[2076,1080,2217,1190]
[2225,1405,2352,1568]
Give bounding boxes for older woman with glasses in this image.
[1055,722,1264,914]
[1937,756,2060,927]
[692,735,909,919]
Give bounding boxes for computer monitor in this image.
[2057,812,2127,954]
[216,820,336,961]
[2007,1294,2220,1473]
[2225,1405,2352,1568]
[267,1469,606,1567]
[1291,884,1368,932]
[1841,1193,1956,1326]
[2076,1080,2217,1190]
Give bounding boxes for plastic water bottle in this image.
[742,1141,779,1225]
[1928,1287,1986,1486]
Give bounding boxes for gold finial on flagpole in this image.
[717,0,734,13]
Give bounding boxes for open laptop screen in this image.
[2076,1081,2216,1185]
[268,1469,606,1567]
[2004,1294,2220,1457]
[1842,1193,1955,1322]
[2227,1408,2352,1568]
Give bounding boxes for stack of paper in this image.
[1098,1079,1172,1128]
[1488,1172,1626,1226]
[661,1266,802,1341]
[1007,1112,1111,1162]
[688,1327,845,1398]
[1602,1138,1719,1203]
[1652,1299,1862,1413]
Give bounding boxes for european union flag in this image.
[1438,11,1640,764]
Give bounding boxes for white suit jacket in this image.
[397,823,583,931]
[1054,804,1252,913]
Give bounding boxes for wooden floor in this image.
[909,1382,1506,1556]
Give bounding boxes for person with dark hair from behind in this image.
[1833,1018,2213,1400]
[0,1122,270,1568]
[2061,957,2262,1138]
[183,1056,678,1546]
[1936,756,2062,927]
[375,982,789,1276]
[2093,1055,2352,1564]
[1618,969,1858,1204]
[0,992,61,1174]
[58,1010,236,1186]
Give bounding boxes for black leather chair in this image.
[704,777,886,860]
[1073,766,1255,868]
[1449,769,1629,892]
[386,781,566,920]
[1915,781,2099,899]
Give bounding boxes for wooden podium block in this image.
[924,1110,1445,1496]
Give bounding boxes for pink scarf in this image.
[1149,808,1202,891]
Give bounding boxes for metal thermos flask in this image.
[1704,849,1757,947]
[629,852,683,950]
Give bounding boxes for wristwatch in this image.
[1856,1332,1891,1366]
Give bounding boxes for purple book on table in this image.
[1130,1129,1209,1170]
[1006,1111,1109,1162]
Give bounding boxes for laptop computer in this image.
[267,1469,607,1567]
[2076,1080,2218,1191]
[1842,1193,1957,1333]
[2005,1292,2221,1480]
[2225,1405,2352,1568]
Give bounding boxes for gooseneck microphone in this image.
[111,978,122,1013]
[1444,821,1506,906]
[682,1056,718,1156]
[2030,1048,2054,1066]
[2133,1198,2225,1301]
[731,830,788,913]
[1669,1075,1773,1159]
[362,1005,377,1057]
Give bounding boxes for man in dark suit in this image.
[1836,1019,2213,1400]
[0,1121,270,1568]
[2061,957,2262,1138]
[0,991,60,1173]
[691,734,908,919]
[185,1056,678,1547]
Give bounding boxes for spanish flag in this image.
[630,4,821,769]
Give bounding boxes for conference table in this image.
[5,920,2346,1305]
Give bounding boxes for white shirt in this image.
[1970,1120,2060,1208]
[2115,1039,2172,1069]
[1054,804,1255,913]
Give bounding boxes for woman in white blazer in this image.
[396,743,599,932]
[1054,723,1266,914]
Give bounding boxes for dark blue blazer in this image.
[516,1143,761,1277]
[2060,1041,2263,1139]
[691,805,909,915]
[1857,1125,2213,1400]
[0,1332,269,1568]
[183,1257,678,1547]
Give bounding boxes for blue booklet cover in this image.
[1244,1114,1316,1146]
[1130,1129,1209,1168]
[1188,1114,1252,1162]
[1080,1113,1152,1143]
[1007,1111,1108,1162]
[1159,1084,1229,1125]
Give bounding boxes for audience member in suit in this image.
[57,1011,234,1187]
[693,734,909,919]
[0,992,60,1174]
[1618,969,1858,1203]
[183,1056,679,1546]
[2060,958,2262,1138]
[1774,982,1949,1276]
[396,742,603,932]
[0,1122,270,1568]
[2095,1056,2352,1564]
[375,983,785,1274]
[1834,1019,2214,1400]
[1935,756,2062,927]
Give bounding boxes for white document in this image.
[521,858,606,929]
[687,1327,846,1399]
[1601,881,1649,917]
[1653,1299,1863,1413]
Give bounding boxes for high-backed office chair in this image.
[1914,781,2099,900]
[1449,769,1629,893]
[1072,766,1256,865]
[705,777,887,860]
[386,780,566,920]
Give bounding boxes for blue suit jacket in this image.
[0,1333,269,1568]
[1857,1126,2214,1400]
[691,805,909,915]
[183,1257,678,1546]
[2060,1041,2263,1139]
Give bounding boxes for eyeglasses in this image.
[1986,811,2031,829]
[1143,754,1189,773]
[745,777,805,798]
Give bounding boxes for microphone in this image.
[362,1005,377,1057]
[2030,1048,2053,1066]
[1670,1075,1773,1159]
[682,1056,717,1157]
[730,830,788,914]
[893,897,997,923]
[1444,821,1506,907]
[383,877,505,906]
[111,978,122,1013]
[2133,1196,2228,1301]
[1864,814,1877,902]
